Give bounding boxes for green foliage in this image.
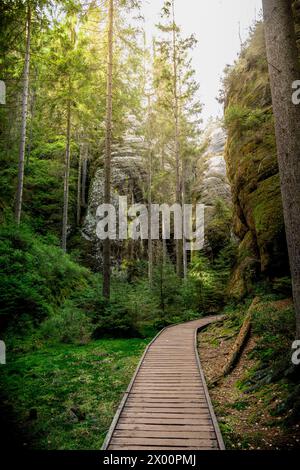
[206,199,233,258]
[0,223,88,327]
[41,302,94,345]
[23,157,77,235]
[272,277,292,297]
[188,243,237,314]
[251,303,295,355]
[224,105,267,134]
[0,337,148,449]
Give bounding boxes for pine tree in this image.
[15,3,31,225]
[154,1,201,277]
[103,0,114,299]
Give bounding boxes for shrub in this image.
[41,302,94,344]
[0,223,88,330]
[206,199,232,258]
[224,105,266,134]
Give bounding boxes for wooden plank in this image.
[114,430,216,439]
[121,412,211,419]
[116,424,215,432]
[109,445,213,450]
[129,392,206,397]
[131,385,203,390]
[110,437,217,447]
[131,387,203,392]
[126,399,207,405]
[103,316,225,451]
[134,380,201,384]
[125,404,208,409]
[123,407,209,413]
[118,417,213,425]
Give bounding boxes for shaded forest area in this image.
[0,0,300,450]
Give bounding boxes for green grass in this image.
[0,337,149,449]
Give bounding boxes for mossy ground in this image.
[0,337,149,449]
[198,300,300,450]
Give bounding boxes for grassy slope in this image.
[198,299,300,450]
[0,337,148,450]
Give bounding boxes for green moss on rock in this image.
[223,22,290,297]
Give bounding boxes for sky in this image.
[143,0,263,125]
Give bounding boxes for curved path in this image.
[102,316,225,450]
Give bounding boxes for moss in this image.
[0,337,149,449]
[228,232,259,300]
[250,175,287,273]
[224,21,290,294]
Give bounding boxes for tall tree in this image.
[155,1,201,277]
[15,3,31,225]
[171,0,182,277]
[147,93,153,286]
[103,0,114,299]
[62,80,72,252]
[262,0,300,338]
[61,15,78,253]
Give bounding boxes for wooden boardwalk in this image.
[102,316,225,450]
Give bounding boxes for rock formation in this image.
[82,124,148,271]
[223,22,290,298]
[192,120,232,255]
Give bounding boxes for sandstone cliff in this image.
[223,22,290,298]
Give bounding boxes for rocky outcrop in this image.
[223,23,290,299]
[192,120,232,254]
[195,122,231,207]
[82,128,148,271]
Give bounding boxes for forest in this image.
[0,0,300,452]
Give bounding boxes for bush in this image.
[0,223,88,330]
[224,105,266,134]
[41,302,94,344]
[206,199,232,258]
[188,244,237,314]
[23,157,77,235]
[63,275,159,339]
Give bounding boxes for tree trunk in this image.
[148,153,153,286]
[211,298,260,385]
[77,142,82,226]
[81,154,88,207]
[147,95,153,286]
[171,0,182,278]
[182,156,187,279]
[62,94,71,253]
[103,0,114,299]
[26,66,37,167]
[262,0,300,339]
[15,4,31,225]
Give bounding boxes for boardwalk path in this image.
[102,316,225,450]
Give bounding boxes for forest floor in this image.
[198,315,300,450]
[0,337,148,450]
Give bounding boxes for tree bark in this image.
[147,95,153,286]
[81,154,88,207]
[15,4,31,225]
[211,298,260,385]
[103,0,114,299]
[62,92,71,253]
[26,66,37,167]
[182,156,187,279]
[172,0,182,278]
[262,0,300,338]
[77,142,82,226]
